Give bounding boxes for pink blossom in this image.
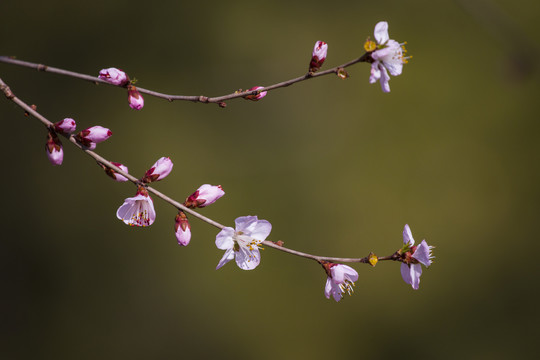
[324,263,358,302]
[53,118,76,134]
[128,86,144,110]
[116,187,156,227]
[244,86,267,101]
[45,131,63,166]
[99,67,129,86]
[309,40,328,72]
[104,162,129,182]
[75,126,112,150]
[400,224,434,290]
[174,211,191,246]
[142,157,173,183]
[215,216,272,270]
[184,184,225,208]
[368,21,408,93]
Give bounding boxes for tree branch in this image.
[0,54,370,105]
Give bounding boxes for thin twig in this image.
[1,76,398,265]
[0,54,369,105]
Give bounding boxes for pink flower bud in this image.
[128,86,144,110]
[309,41,328,73]
[174,211,191,246]
[99,67,129,86]
[45,131,63,166]
[53,118,77,134]
[104,161,129,182]
[75,126,112,149]
[142,157,173,183]
[244,86,267,101]
[184,184,225,208]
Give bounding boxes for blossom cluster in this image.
[36,21,425,303]
[99,67,144,110]
[44,117,112,165]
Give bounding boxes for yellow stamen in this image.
[364,39,377,52]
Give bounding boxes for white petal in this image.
[371,47,393,61]
[234,216,258,232]
[410,263,422,290]
[324,277,333,299]
[403,224,415,246]
[379,65,391,93]
[249,220,272,241]
[374,21,389,44]
[341,265,359,282]
[413,240,433,267]
[369,62,381,84]
[215,227,235,250]
[235,247,261,270]
[216,248,235,270]
[332,264,357,283]
[401,263,412,285]
[331,283,342,302]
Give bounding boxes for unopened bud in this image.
[75,125,112,150]
[243,86,267,101]
[337,68,349,79]
[54,118,77,134]
[184,184,225,208]
[45,131,63,166]
[309,41,328,73]
[128,85,144,110]
[102,161,129,182]
[142,157,173,183]
[175,211,191,246]
[364,38,377,52]
[368,252,378,267]
[99,67,129,86]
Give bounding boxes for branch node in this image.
[198,96,209,103]
[36,64,48,71]
[0,84,14,99]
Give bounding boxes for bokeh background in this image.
[1,0,539,358]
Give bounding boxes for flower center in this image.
[130,200,151,227]
[233,231,263,252]
[339,280,355,296]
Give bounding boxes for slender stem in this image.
[0,54,369,105]
[1,76,398,266]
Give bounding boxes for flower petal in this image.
[234,216,259,232]
[413,240,433,267]
[324,277,333,299]
[401,263,412,285]
[216,248,235,270]
[331,283,342,302]
[379,65,391,93]
[374,21,389,44]
[215,227,235,250]
[235,247,261,270]
[409,263,422,290]
[369,62,381,84]
[403,224,415,246]
[249,220,272,242]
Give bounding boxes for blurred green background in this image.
[1,0,539,358]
